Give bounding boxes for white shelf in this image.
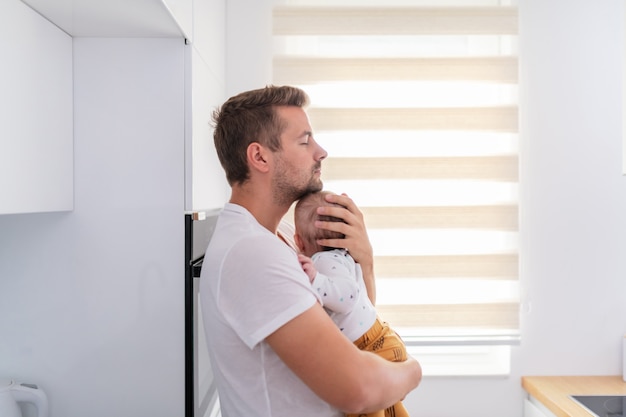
[19,0,188,37]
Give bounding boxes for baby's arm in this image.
[298,254,317,283]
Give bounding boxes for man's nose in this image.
[316,142,328,161]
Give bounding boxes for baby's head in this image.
[294,191,346,257]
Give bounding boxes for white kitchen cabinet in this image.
[184,0,229,211]
[18,0,183,37]
[524,397,558,417]
[184,45,229,211]
[163,0,194,39]
[15,0,228,213]
[0,0,73,215]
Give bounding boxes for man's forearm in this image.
[344,352,422,414]
[360,262,376,305]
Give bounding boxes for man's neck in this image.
[229,187,289,234]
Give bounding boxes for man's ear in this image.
[247,142,270,173]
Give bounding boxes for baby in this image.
[294,190,410,417]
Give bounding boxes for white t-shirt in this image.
[199,203,342,417]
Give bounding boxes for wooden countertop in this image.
[522,376,626,417]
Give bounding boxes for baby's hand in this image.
[297,254,317,283]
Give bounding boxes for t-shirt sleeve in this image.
[217,234,319,349]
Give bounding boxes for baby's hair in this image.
[294,191,345,252]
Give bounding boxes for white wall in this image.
[516,0,626,376]
[225,0,273,96]
[0,37,187,416]
[225,1,626,416]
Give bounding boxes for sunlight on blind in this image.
[273,0,519,344]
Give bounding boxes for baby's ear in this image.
[294,233,305,253]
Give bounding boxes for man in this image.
[199,85,422,417]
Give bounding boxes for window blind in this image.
[273,0,519,345]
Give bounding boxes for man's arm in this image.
[266,303,422,414]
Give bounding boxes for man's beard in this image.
[272,163,323,207]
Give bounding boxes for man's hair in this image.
[294,191,346,252]
[211,85,310,186]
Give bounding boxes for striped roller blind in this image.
[273,0,519,345]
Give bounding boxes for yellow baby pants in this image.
[347,317,410,417]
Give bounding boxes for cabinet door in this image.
[524,397,557,417]
[183,44,228,212]
[182,0,228,212]
[0,0,73,214]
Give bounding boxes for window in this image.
[273,0,519,376]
